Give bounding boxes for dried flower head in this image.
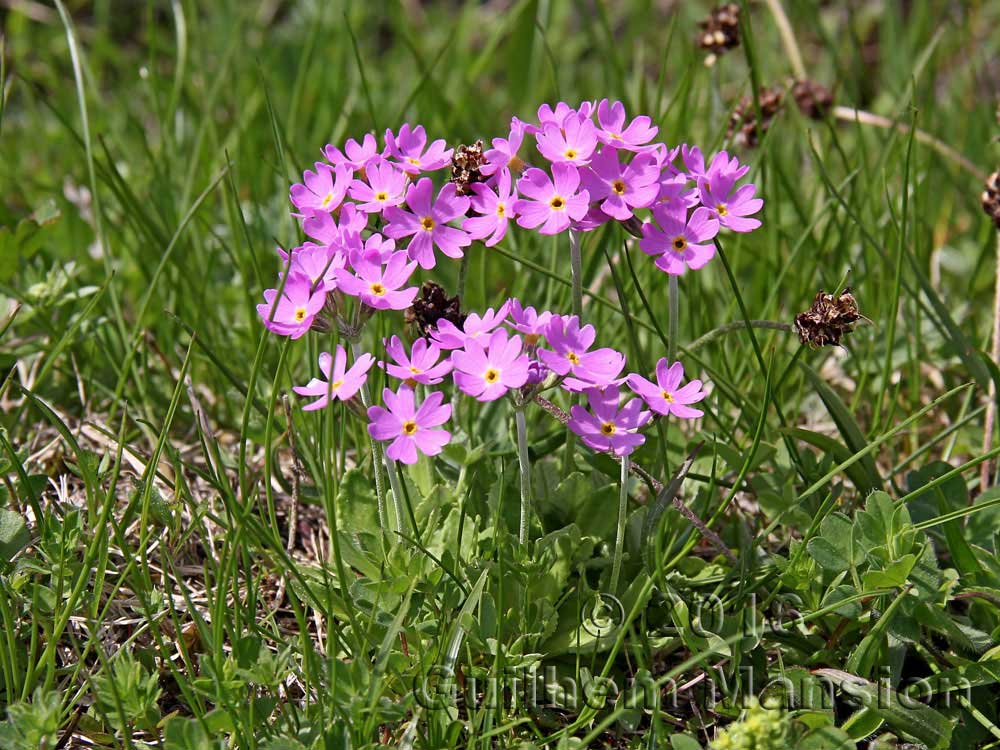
[406,281,466,338]
[728,86,785,148]
[697,3,741,57]
[794,288,862,348]
[792,79,834,120]
[982,169,1000,230]
[450,140,488,196]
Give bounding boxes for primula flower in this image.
[286,243,345,293]
[535,117,598,166]
[349,158,408,214]
[527,101,595,133]
[354,232,396,265]
[384,178,471,269]
[452,328,531,402]
[698,174,763,233]
[481,121,525,177]
[513,164,590,235]
[581,147,660,221]
[293,347,375,410]
[595,99,658,150]
[569,386,651,457]
[508,299,552,345]
[367,387,452,464]
[385,123,452,174]
[324,134,382,172]
[290,162,351,215]
[431,302,510,350]
[655,173,700,218]
[639,206,720,275]
[705,150,750,183]
[257,272,326,339]
[538,314,626,388]
[463,170,516,247]
[302,203,367,246]
[335,250,418,310]
[382,335,453,386]
[680,144,708,181]
[627,359,707,419]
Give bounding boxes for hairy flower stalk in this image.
[569,228,583,319]
[515,406,532,545]
[668,275,679,363]
[609,455,630,593]
[351,341,392,535]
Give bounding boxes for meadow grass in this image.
[2,1,1000,748]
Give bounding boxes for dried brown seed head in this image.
[727,86,785,148]
[450,140,487,197]
[697,3,741,55]
[406,281,466,338]
[792,79,835,120]
[794,288,862,348]
[983,170,1000,230]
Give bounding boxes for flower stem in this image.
[763,0,806,79]
[569,229,583,319]
[457,253,471,301]
[384,454,408,534]
[609,456,630,594]
[667,275,679,363]
[351,341,391,535]
[982,231,1000,491]
[515,407,533,545]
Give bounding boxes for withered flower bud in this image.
[450,140,487,197]
[792,79,834,120]
[795,288,862,348]
[727,86,785,148]
[982,169,1000,230]
[406,281,466,338]
[697,3,741,56]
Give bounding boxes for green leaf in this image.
[814,669,953,749]
[0,508,29,562]
[807,513,859,572]
[336,467,381,536]
[163,716,214,750]
[784,427,881,497]
[641,445,700,573]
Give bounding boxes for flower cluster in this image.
[290,300,707,463]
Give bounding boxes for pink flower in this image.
[452,328,531,402]
[430,302,510,350]
[290,162,352,215]
[512,164,590,235]
[655,173,700,218]
[627,359,707,419]
[368,387,452,464]
[348,159,408,214]
[293,347,375,410]
[639,206,720,275]
[385,123,452,174]
[462,170,517,247]
[382,335,453,386]
[302,203,367,246]
[595,99,658,151]
[705,150,750,183]
[534,117,598,166]
[286,243,345,293]
[569,386,651,457]
[481,121,525,178]
[538,314,626,389]
[680,145,708,181]
[257,272,325,339]
[335,250,418,310]
[507,299,552,345]
[384,178,471,269]
[580,147,660,221]
[698,174,763,233]
[324,134,382,172]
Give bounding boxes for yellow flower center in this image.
[321,192,335,208]
[549,196,566,211]
[611,179,626,195]
[524,333,540,346]
[496,203,506,217]
[294,307,307,322]
[716,203,728,216]
[330,379,344,391]
[564,148,578,160]
[661,390,674,403]
[672,236,687,253]
[409,366,422,375]
[370,282,386,296]
[609,132,623,141]
[566,351,580,365]
[375,191,389,202]
[407,157,421,166]
[600,422,617,436]
[402,420,418,435]
[484,368,500,384]
[420,216,436,232]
